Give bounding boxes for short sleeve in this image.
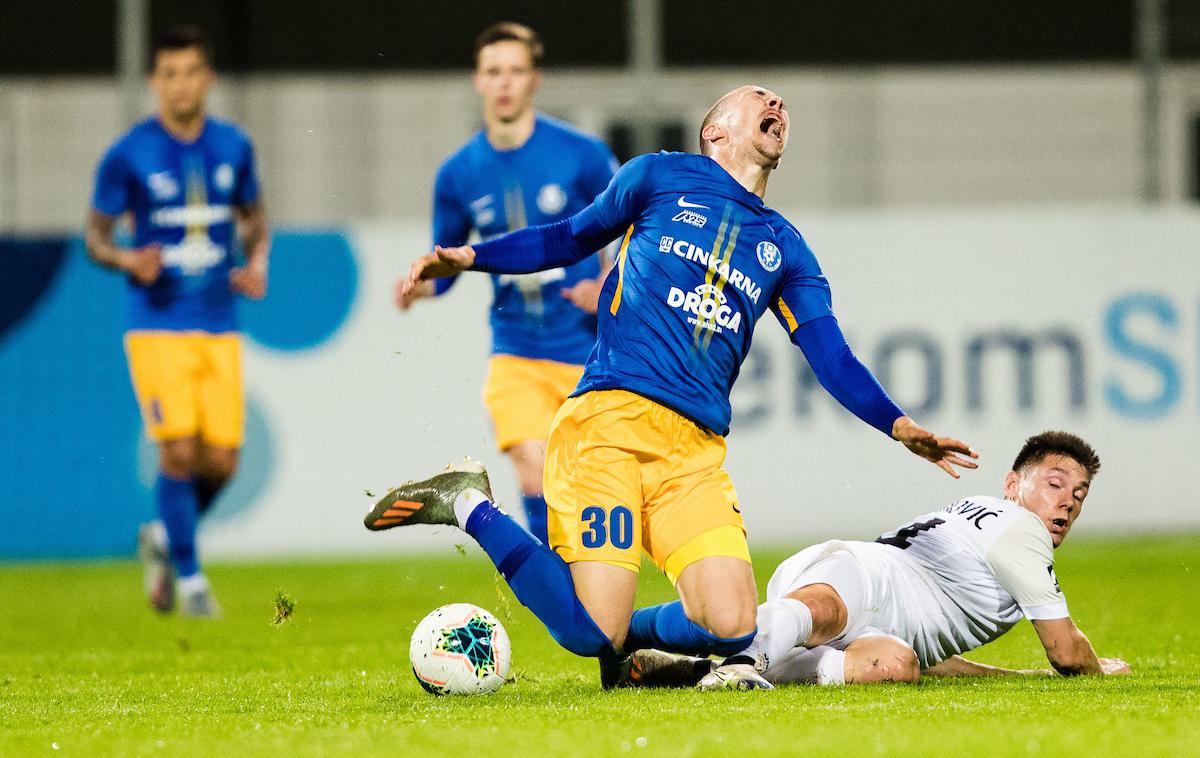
[432,161,472,248]
[985,515,1069,620]
[770,228,834,335]
[232,136,261,206]
[586,152,656,234]
[92,144,132,216]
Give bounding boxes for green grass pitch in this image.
[2,535,1198,757]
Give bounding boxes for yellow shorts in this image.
[544,389,750,583]
[482,355,584,451]
[123,331,244,448]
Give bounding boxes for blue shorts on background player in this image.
[394,23,617,543]
[85,26,272,619]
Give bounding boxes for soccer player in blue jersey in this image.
[394,23,618,543]
[85,26,270,617]
[371,85,977,687]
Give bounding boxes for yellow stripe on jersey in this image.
[699,221,740,351]
[776,298,799,332]
[609,224,635,316]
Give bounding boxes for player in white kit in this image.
[630,431,1130,689]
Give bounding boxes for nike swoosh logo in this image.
[677,196,710,209]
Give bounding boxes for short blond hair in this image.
[474,22,544,69]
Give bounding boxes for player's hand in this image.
[560,277,604,314]
[121,244,163,285]
[1100,657,1131,675]
[892,416,979,478]
[401,245,476,297]
[395,277,434,311]
[230,260,268,300]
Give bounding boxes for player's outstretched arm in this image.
[1032,617,1131,676]
[923,654,1054,678]
[84,210,163,285]
[891,417,979,479]
[788,315,978,478]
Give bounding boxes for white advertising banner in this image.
[207,208,1200,557]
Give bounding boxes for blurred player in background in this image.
[84,26,270,617]
[393,22,618,543]
[371,85,975,687]
[632,431,1130,689]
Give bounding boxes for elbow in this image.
[1046,647,1095,676]
[1048,658,1088,677]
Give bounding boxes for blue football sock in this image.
[521,494,549,544]
[464,501,615,658]
[156,472,201,578]
[626,600,756,657]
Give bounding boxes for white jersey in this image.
[767,495,1068,668]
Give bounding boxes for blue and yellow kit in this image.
[432,114,617,449]
[92,116,261,447]
[469,151,903,580]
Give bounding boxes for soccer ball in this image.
[409,603,511,695]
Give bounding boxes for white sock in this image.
[814,647,847,685]
[178,573,209,595]
[149,520,169,550]
[765,645,846,685]
[746,598,814,670]
[453,488,490,528]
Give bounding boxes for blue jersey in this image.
[577,152,834,435]
[433,114,617,364]
[92,116,261,333]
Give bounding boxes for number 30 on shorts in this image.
[580,506,634,549]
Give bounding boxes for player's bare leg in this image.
[676,557,758,640]
[784,584,848,646]
[568,562,639,650]
[677,557,771,690]
[194,443,239,515]
[506,439,550,542]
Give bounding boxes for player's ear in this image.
[1002,470,1020,500]
[701,121,726,150]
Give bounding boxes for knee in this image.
[202,447,239,481]
[788,585,848,645]
[693,603,757,644]
[846,638,921,684]
[159,440,197,478]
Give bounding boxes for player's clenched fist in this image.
[121,243,164,285]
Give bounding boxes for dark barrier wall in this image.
[3,0,1199,75]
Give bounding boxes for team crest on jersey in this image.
[756,240,782,272]
[214,164,235,192]
[536,183,567,215]
[147,172,179,201]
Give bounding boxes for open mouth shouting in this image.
[759,112,785,142]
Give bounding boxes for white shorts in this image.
[765,540,946,665]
